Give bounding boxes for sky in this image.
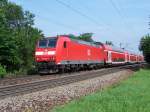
[9,0,150,53]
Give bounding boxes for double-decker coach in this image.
[129,52,138,63]
[102,44,126,65]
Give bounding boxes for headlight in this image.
[48,51,56,55]
[35,51,44,55]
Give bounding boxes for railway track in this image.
[0,64,143,99]
[0,74,62,87]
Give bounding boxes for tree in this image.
[0,0,43,73]
[139,34,150,63]
[0,2,21,71]
[105,41,114,46]
[0,22,21,71]
[78,33,94,42]
[68,34,78,40]
[68,33,94,42]
[0,0,7,7]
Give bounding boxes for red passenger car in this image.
[137,55,144,63]
[129,53,138,63]
[102,44,126,65]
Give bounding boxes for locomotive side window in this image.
[48,38,57,48]
[64,41,67,48]
[39,39,47,48]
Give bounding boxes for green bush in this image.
[0,64,6,78]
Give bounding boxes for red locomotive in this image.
[35,35,144,73]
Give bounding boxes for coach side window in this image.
[64,41,67,48]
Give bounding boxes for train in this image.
[35,35,144,73]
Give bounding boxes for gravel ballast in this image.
[0,69,133,112]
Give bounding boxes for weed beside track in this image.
[52,69,150,112]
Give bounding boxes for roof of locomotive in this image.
[39,35,101,47]
[58,35,101,47]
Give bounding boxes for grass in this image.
[52,69,150,112]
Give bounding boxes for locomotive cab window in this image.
[39,39,47,48]
[64,41,67,48]
[48,38,57,48]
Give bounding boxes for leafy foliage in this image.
[0,64,6,78]
[68,34,78,40]
[0,0,43,74]
[105,41,114,46]
[139,34,150,63]
[69,33,94,42]
[78,33,94,42]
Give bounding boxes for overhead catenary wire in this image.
[8,0,75,32]
[57,0,127,48]
[74,0,126,35]
[66,0,111,28]
[74,0,127,43]
[55,0,103,28]
[112,0,136,29]
[108,0,125,19]
[108,0,130,28]
[108,0,137,50]
[36,14,78,31]
[113,0,129,19]
[108,0,135,32]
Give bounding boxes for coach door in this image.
[63,41,68,62]
[125,53,127,63]
[129,54,131,62]
[108,51,112,63]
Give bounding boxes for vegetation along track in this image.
[0,64,143,99]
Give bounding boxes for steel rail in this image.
[0,64,143,99]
